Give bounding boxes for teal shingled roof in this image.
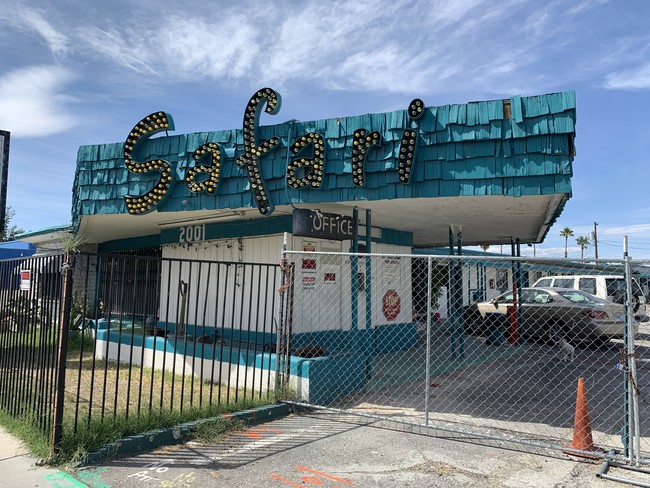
[71,91,576,229]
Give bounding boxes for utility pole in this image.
[593,222,599,259]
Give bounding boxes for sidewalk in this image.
[0,427,86,488]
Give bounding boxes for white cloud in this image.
[76,27,159,76]
[2,0,631,98]
[0,3,69,58]
[77,12,263,82]
[67,0,586,95]
[19,7,69,57]
[158,15,261,80]
[567,0,610,16]
[0,66,77,137]
[604,63,650,90]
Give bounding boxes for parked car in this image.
[463,287,638,346]
[531,274,647,320]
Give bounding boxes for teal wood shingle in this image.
[72,91,577,228]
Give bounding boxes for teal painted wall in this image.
[98,234,161,252]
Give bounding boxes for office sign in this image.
[292,209,355,241]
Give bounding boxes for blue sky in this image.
[0,0,649,259]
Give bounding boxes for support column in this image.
[516,238,524,344]
[509,238,523,345]
[449,226,465,359]
[350,207,359,354]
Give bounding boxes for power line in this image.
[598,240,650,250]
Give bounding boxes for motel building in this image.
[19,88,577,401]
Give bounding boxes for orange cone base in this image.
[563,442,606,460]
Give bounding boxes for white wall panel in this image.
[159,233,414,336]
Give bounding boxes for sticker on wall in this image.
[321,243,340,253]
[382,289,401,321]
[302,241,316,252]
[382,256,402,287]
[324,273,336,284]
[302,275,316,290]
[302,255,317,290]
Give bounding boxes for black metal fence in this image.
[0,253,65,438]
[0,251,281,453]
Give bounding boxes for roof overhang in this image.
[77,193,568,247]
[72,90,576,248]
[17,225,73,249]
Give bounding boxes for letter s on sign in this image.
[123,112,176,215]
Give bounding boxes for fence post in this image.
[623,243,641,466]
[276,235,287,399]
[276,233,295,400]
[364,208,372,378]
[51,251,74,454]
[424,256,432,425]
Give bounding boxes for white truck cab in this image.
[532,275,647,321]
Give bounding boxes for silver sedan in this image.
[463,287,638,346]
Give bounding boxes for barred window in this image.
[496,269,509,291]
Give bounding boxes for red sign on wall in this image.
[382,289,401,321]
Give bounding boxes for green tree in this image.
[1,207,25,241]
[479,244,490,252]
[560,227,574,258]
[576,236,590,259]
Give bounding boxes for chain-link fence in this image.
[278,251,650,463]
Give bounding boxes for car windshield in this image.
[555,289,608,304]
[494,292,514,303]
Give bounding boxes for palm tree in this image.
[560,227,574,258]
[576,236,590,259]
[479,244,490,252]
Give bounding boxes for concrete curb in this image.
[76,403,304,468]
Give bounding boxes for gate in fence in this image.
[277,250,650,464]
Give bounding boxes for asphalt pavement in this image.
[65,411,647,488]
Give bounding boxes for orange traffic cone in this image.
[565,376,601,458]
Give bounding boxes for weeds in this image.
[1,392,275,467]
[1,329,279,466]
[0,410,51,460]
[51,396,272,466]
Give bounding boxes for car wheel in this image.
[465,311,483,335]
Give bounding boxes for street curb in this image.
[76,403,305,468]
